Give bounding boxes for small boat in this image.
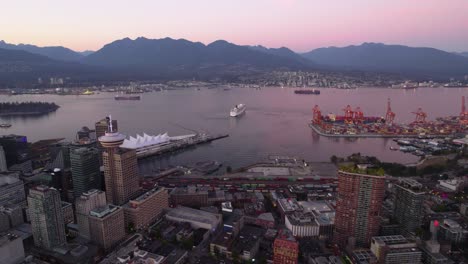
[0,123,12,128]
[82,90,94,95]
[389,146,398,151]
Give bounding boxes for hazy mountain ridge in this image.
[0,40,85,62]
[301,42,468,78]
[83,37,312,71]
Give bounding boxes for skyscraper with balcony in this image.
[70,147,101,198]
[334,167,386,249]
[98,116,139,205]
[28,185,66,250]
[393,179,425,233]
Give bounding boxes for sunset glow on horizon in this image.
[2,0,468,52]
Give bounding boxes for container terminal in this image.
[309,96,468,138]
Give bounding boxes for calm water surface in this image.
[1,87,467,174]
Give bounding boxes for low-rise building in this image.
[0,233,25,264]
[370,235,422,264]
[232,226,264,262]
[170,186,208,207]
[165,206,221,232]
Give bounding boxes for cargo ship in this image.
[114,94,141,100]
[294,89,320,95]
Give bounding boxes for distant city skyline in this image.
[2,0,468,52]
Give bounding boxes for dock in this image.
[135,133,228,159]
[309,123,443,138]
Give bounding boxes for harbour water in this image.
[1,87,466,174]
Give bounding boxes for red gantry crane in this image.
[354,107,364,124]
[412,107,427,124]
[460,96,468,125]
[343,105,354,124]
[385,98,396,125]
[312,105,322,125]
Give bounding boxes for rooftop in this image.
[277,229,296,242]
[339,164,385,176]
[90,204,120,218]
[166,206,220,228]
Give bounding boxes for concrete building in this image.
[0,135,30,168]
[28,185,66,250]
[0,174,26,207]
[99,117,140,205]
[123,187,169,230]
[88,204,125,250]
[75,189,107,239]
[166,206,221,232]
[0,233,25,264]
[95,117,118,140]
[285,211,319,238]
[334,169,385,249]
[0,145,7,172]
[61,201,74,224]
[170,186,208,207]
[370,235,422,264]
[438,219,468,244]
[274,229,299,264]
[70,147,101,198]
[393,179,425,233]
[233,226,264,262]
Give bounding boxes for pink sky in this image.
[1,0,467,52]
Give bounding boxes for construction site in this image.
[309,96,468,138]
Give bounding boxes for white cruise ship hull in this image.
[230,104,246,117]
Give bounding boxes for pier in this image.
[135,133,229,159]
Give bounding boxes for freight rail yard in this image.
[309,96,468,138]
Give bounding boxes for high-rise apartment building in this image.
[28,185,66,250]
[334,168,385,249]
[70,147,101,198]
[95,117,118,140]
[123,187,169,230]
[0,175,26,207]
[393,179,425,233]
[0,145,7,172]
[273,229,299,264]
[99,117,139,205]
[75,189,107,239]
[0,135,30,168]
[88,204,125,250]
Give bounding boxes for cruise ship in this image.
[230,104,246,117]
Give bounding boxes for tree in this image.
[181,238,194,250]
[226,166,232,173]
[127,222,135,233]
[330,155,338,164]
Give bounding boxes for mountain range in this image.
[302,43,468,78]
[1,38,468,85]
